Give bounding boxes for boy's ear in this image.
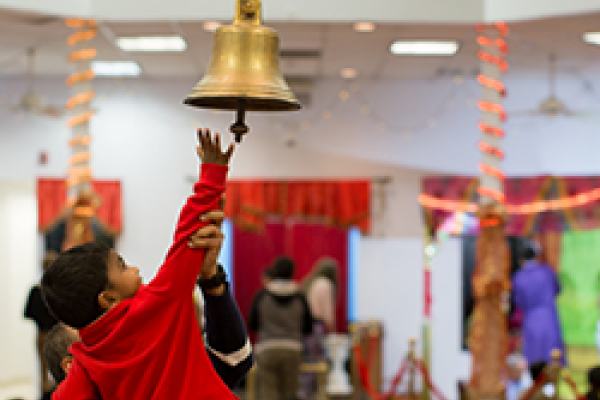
[98,289,121,310]
[61,356,73,375]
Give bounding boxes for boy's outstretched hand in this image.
[196,128,235,166]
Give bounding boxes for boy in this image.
[44,209,252,389]
[42,129,236,400]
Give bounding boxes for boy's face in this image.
[104,251,142,305]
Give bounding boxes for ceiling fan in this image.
[512,53,598,118]
[5,47,65,118]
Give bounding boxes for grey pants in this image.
[257,348,303,400]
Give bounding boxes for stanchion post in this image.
[408,338,417,400]
[349,322,360,400]
[550,349,562,400]
[421,231,432,400]
[369,321,382,395]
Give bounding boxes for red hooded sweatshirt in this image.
[52,163,237,400]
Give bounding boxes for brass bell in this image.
[184,0,301,142]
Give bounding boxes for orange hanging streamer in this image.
[477,186,505,204]
[68,111,94,128]
[477,23,509,205]
[66,18,97,208]
[65,19,97,28]
[479,163,506,181]
[68,48,97,62]
[478,122,505,138]
[69,152,91,166]
[68,135,92,147]
[66,70,95,86]
[477,75,506,96]
[478,100,507,121]
[67,29,98,46]
[478,142,504,159]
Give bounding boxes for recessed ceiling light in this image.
[116,36,187,52]
[353,22,375,33]
[92,61,141,77]
[583,32,600,45]
[204,21,223,32]
[390,41,459,56]
[340,68,358,79]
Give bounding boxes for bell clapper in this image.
[230,100,249,143]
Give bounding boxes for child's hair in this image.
[43,324,79,383]
[41,242,111,328]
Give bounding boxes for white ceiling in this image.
[1,9,600,80]
[1,0,600,23]
[2,8,600,176]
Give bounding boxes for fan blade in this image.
[42,106,66,118]
[508,110,541,117]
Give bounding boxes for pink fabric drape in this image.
[422,175,600,236]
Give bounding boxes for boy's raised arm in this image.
[149,129,234,295]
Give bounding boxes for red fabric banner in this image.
[37,178,122,234]
[225,180,370,234]
[233,221,349,334]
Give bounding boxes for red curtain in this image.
[233,220,349,334]
[37,178,122,234]
[225,180,370,234]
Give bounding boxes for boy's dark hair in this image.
[529,361,547,382]
[588,366,600,389]
[43,324,79,383]
[41,242,111,328]
[272,256,295,280]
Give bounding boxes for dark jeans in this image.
[257,348,303,400]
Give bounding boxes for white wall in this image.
[431,237,471,400]
[357,236,470,400]
[357,238,424,391]
[0,181,39,392]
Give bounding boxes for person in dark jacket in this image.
[24,252,59,400]
[249,256,313,400]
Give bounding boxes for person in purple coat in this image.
[512,240,566,365]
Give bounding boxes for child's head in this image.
[588,366,600,391]
[41,242,141,328]
[43,323,80,383]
